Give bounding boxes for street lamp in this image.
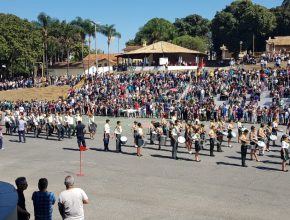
[239,41,243,53]
[90,20,101,74]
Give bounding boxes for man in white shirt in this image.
[103,119,110,151]
[114,121,122,153]
[58,176,88,220]
[18,116,27,143]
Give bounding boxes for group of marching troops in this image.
[3,111,86,141]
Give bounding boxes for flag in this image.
[80,145,88,151]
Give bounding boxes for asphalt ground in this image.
[0,116,289,220]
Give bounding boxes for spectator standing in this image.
[15,177,30,220]
[32,178,56,220]
[58,176,89,220]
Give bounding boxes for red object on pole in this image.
[77,145,86,176]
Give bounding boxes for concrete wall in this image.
[0,182,18,220]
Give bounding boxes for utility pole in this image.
[253,33,255,57]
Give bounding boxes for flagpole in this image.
[77,146,84,176]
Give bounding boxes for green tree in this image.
[100,24,120,72]
[211,0,276,55]
[0,13,42,76]
[173,35,208,52]
[174,14,211,37]
[133,18,177,45]
[271,0,290,36]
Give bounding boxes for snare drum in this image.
[231,132,237,138]
[120,136,127,145]
[178,136,186,144]
[222,132,228,136]
[257,141,266,148]
[269,135,277,141]
[151,131,158,142]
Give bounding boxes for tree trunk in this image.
[108,42,110,73]
[82,39,85,74]
[67,49,70,76]
[88,35,91,75]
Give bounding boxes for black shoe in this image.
[210,154,215,157]
[242,165,248,167]
[217,150,223,152]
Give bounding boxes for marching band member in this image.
[4,113,11,135]
[227,120,234,148]
[200,124,206,150]
[208,125,216,157]
[216,123,224,153]
[185,123,193,154]
[237,119,243,143]
[136,122,144,157]
[257,124,267,155]
[240,129,250,167]
[156,125,164,150]
[280,135,289,172]
[55,112,65,140]
[66,112,75,138]
[114,121,122,153]
[185,122,191,153]
[88,113,97,140]
[249,126,259,162]
[131,121,138,148]
[194,128,201,162]
[170,121,179,160]
[103,119,110,151]
[45,113,54,137]
[149,121,155,144]
[265,122,272,151]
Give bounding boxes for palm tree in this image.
[37,12,51,75]
[100,24,120,73]
[59,21,81,76]
[71,17,87,73]
[83,20,95,74]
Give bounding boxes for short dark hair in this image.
[106,119,110,123]
[38,178,48,191]
[15,177,27,186]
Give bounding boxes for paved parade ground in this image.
[1,116,289,220]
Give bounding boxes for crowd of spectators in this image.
[0,66,289,126]
[0,74,83,91]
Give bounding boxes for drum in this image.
[160,135,167,146]
[178,136,186,144]
[270,135,277,141]
[120,136,127,145]
[222,132,228,136]
[241,127,247,132]
[257,141,266,148]
[151,131,158,142]
[231,132,237,138]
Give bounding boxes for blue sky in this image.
[0,0,283,53]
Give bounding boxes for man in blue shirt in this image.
[32,178,55,220]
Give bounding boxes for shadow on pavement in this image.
[150,154,194,161]
[216,161,241,167]
[63,147,79,151]
[254,166,281,172]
